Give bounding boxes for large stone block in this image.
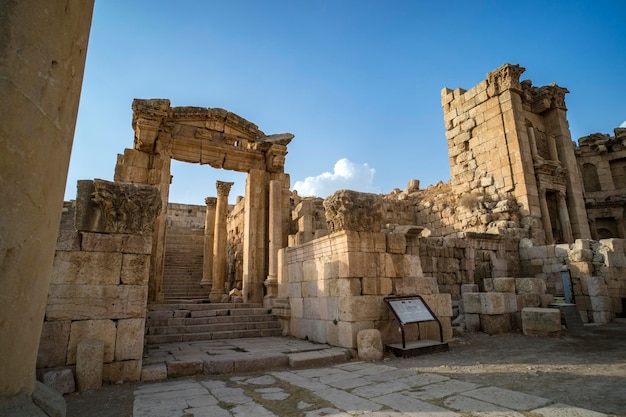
[336,321,375,349]
[323,190,383,233]
[57,230,81,251]
[516,293,542,309]
[592,311,612,324]
[42,369,75,394]
[515,278,546,294]
[569,261,593,279]
[51,251,122,285]
[47,284,148,320]
[76,339,104,391]
[120,254,150,285]
[462,292,482,314]
[590,296,611,312]
[115,319,144,361]
[480,314,511,334]
[103,360,141,383]
[338,296,382,321]
[484,277,515,293]
[37,321,71,368]
[303,298,321,320]
[67,320,116,365]
[421,294,453,317]
[386,233,407,254]
[465,313,481,332]
[80,233,152,254]
[521,308,561,336]
[415,277,439,294]
[480,292,506,315]
[461,284,479,294]
[290,297,303,318]
[418,317,452,341]
[357,329,383,361]
[330,278,361,297]
[585,276,608,297]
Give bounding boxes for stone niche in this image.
[37,179,161,389]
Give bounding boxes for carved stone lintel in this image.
[487,63,525,96]
[205,197,217,208]
[323,190,383,233]
[216,181,234,198]
[75,179,162,235]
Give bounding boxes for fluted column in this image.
[209,181,233,303]
[557,191,573,244]
[539,188,554,244]
[264,180,282,305]
[201,197,217,287]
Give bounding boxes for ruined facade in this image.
[34,64,626,392]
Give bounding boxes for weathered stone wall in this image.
[576,128,626,240]
[227,197,245,292]
[518,238,626,323]
[282,230,453,349]
[37,180,160,389]
[167,203,205,228]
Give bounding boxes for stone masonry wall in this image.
[37,180,160,390]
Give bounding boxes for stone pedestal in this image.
[76,339,104,392]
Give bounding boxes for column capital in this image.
[205,197,217,208]
[487,63,525,96]
[216,181,234,197]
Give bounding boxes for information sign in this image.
[387,298,435,324]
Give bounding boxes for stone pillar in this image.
[539,188,554,244]
[526,125,539,160]
[201,197,217,287]
[589,217,598,240]
[209,181,233,303]
[557,191,574,244]
[264,180,282,305]
[0,0,94,409]
[547,135,560,162]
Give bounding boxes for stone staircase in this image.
[145,303,283,344]
[162,228,208,301]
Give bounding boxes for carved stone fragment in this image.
[75,179,161,235]
[323,190,383,233]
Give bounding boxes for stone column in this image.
[526,125,539,160]
[209,181,233,303]
[557,191,574,244]
[589,217,598,240]
[264,180,282,305]
[539,188,554,244]
[0,0,94,410]
[547,135,559,162]
[201,197,217,287]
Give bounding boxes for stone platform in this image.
[141,336,352,381]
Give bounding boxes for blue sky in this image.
[67,0,626,205]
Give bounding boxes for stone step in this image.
[148,303,262,311]
[145,328,283,344]
[146,320,281,336]
[147,314,278,327]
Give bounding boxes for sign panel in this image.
[388,298,435,324]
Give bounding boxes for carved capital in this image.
[75,179,162,235]
[487,63,525,96]
[265,145,288,173]
[205,197,217,208]
[216,181,234,198]
[323,190,382,233]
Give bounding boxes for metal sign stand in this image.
[383,295,449,357]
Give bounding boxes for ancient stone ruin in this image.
[34,63,626,392]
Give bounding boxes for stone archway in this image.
[114,99,294,304]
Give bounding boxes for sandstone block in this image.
[386,232,406,254]
[338,296,381,321]
[515,278,546,294]
[462,292,482,314]
[357,329,383,361]
[80,232,152,254]
[575,295,591,311]
[540,294,555,308]
[51,251,122,285]
[336,321,375,349]
[103,360,141,383]
[42,369,75,394]
[302,280,318,298]
[120,254,150,285]
[141,363,167,382]
[521,308,561,336]
[461,284,479,294]
[47,284,147,320]
[516,293,542,309]
[569,262,593,279]
[501,292,518,313]
[590,296,611,312]
[288,282,302,298]
[480,292,505,315]
[67,320,116,365]
[76,339,104,391]
[403,254,423,278]
[331,278,361,297]
[421,294,453,317]
[115,319,144,361]
[290,297,304,318]
[303,298,321,320]
[480,314,511,334]
[37,320,71,368]
[415,277,439,294]
[419,317,452,341]
[491,278,516,292]
[568,249,593,263]
[166,359,203,377]
[465,313,481,332]
[592,311,612,324]
[57,230,81,251]
[585,276,608,297]
[380,277,393,295]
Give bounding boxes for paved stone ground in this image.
[133,362,607,417]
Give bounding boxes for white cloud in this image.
[620,120,626,128]
[293,158,380,198]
